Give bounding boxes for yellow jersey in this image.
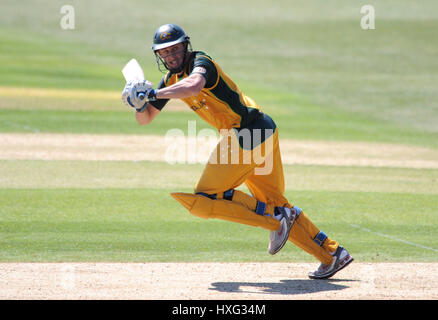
[150,51,262,130]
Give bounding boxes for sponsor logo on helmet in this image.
[160,32,172,40]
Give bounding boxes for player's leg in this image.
[244,124,342,264]
[172,126,282,231]
[191,118,296,254]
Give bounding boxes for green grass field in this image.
[0,0,437,263]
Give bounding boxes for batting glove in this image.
[122,80,157,112]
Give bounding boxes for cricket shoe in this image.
[268,207,296,255]
[308,246,354,279]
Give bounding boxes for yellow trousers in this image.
[179,113,338,265]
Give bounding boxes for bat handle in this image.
[137,92,146,100]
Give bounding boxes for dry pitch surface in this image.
[1,262,437,300]
[1,133,438,168]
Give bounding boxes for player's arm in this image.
[155,73,206,99]
[122,76,170,126]
[134,103,160,125]
[133,72,206,125]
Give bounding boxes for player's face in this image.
[157,43,186,71]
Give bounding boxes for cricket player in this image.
[122,24,353,279]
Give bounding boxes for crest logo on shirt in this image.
[191,100,207,112]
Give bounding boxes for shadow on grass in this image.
[209,279,356,296]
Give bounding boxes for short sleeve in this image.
[190,54,218,89]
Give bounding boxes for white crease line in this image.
[350,224,438,253]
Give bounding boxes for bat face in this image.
[122,59,145,82]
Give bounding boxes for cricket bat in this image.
[122,58,146,99]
